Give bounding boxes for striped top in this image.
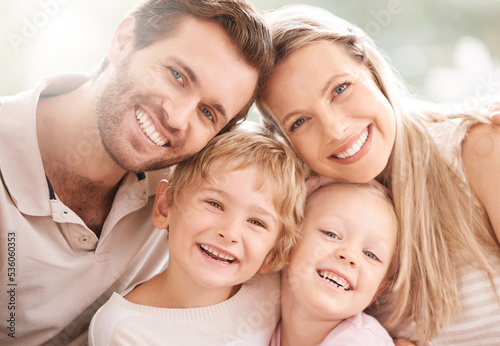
[428,119,500,345]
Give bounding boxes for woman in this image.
[256,5,500,345]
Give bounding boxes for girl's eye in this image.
[363,251,378,261]
[201,107,214,121]
[324,231,339,239]
[208,201,222,210]
[290,118,306,131]
[249,219,266,229]
[170,69,184,84]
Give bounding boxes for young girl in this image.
[88,125,306,345]
[257,5,500,345]
[271,182,399,346]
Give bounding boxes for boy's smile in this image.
[199,243,237,265]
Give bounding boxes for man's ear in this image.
[153,180,170,230]
[108,16,136,66]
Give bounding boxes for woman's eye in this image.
[170,69,184,84]
[208,201,222,210]
[201,107,214,121]
[335,84,347,95]
[363,251,378,260]
[249,219,265,228]
[290,118,306,130]
[324,231,339,239]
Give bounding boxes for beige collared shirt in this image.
[0,74,169,345]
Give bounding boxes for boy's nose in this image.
[337,247,357,267]
[217,223,241,244]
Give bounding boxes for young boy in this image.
[271,182,399,346]
[88,124,306,345]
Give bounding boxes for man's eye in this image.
[170,69,184,84]
[201,107,214,121]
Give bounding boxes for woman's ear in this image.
[108,16,136,66]
[153,180,170,230]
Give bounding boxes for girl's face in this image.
[261,41,396,182]
[284,185,397,323]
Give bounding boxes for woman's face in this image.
[261,41,396,182]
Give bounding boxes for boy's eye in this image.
[363,251,378,261]
[323,231,339,239]
[249,219,266,229]
[207,201,222,210]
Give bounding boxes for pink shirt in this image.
[270,312,394,345]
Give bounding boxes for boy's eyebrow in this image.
[251,206,278,225]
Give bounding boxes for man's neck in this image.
[36,80,127,236]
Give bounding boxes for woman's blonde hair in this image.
[167,123,306,273]
[256,4,499,343]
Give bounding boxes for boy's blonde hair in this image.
[167,123,306,272]
[256,4,499,343]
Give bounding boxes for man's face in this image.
[96,16,258,172]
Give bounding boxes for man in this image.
[0,0,272,344]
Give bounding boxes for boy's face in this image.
[285,185,397,323]
[159,165,280,291]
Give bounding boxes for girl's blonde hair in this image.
[256,4,499,343]
[167,123,306,273]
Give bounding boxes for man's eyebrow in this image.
[209,100,228,123]
[171,58,227,122]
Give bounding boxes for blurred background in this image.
[1,0,499,116]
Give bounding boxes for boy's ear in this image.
[153,180,170,230]
[108,16,135,66]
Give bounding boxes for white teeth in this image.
[200,244,236,264]
[318,270,351,290]
[135,109,167,146]
[335,128,369,159]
